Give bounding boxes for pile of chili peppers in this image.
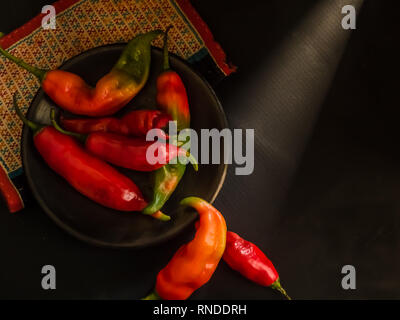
[2,29,196,221]
[1,28,291,300]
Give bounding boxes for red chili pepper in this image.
[60,110,171,137]
[13,95,169,221]
[52,111,197,173]
[84,133,197,172]
[156,28,190,131]
[0,162,24,213]
[1,31,162,116]
[223,231,291,300]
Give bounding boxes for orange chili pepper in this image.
[143,197,227,300]
[0,31,162,117]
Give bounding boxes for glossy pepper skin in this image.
[0,162,24,213]
[13,95,169,221]
[143,27,191,215]
[223,231,291,300]
[84,133,197,172]
[51,112,197,172]
[144,197,227,300]
[155,62,190,132]
[155,27,190,131]
[1,31,162,116]
[60,110,171,137]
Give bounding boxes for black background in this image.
[0,0,399,299]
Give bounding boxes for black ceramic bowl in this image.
[21,45,228,249]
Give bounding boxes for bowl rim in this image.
[21,44,228,249]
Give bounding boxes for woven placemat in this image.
[0,0,235,182]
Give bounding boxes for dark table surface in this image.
[0,0,399,299]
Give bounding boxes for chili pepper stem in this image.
[0,33,47,82]
[142,291,161,300]
[162,26,173,71]
[50,109,87,144]
[13,93,43,134]
[270,278,291,300]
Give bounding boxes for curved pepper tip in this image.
[149,210,171,221]
[185,151,198,172]
[271,278,291,300]
[141,291,161,300]
[180,196,204,208]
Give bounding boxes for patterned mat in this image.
[0,0,235,180]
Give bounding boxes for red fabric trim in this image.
[0,0,235,75]
[176,0,236,75]
[0,0,80,49]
